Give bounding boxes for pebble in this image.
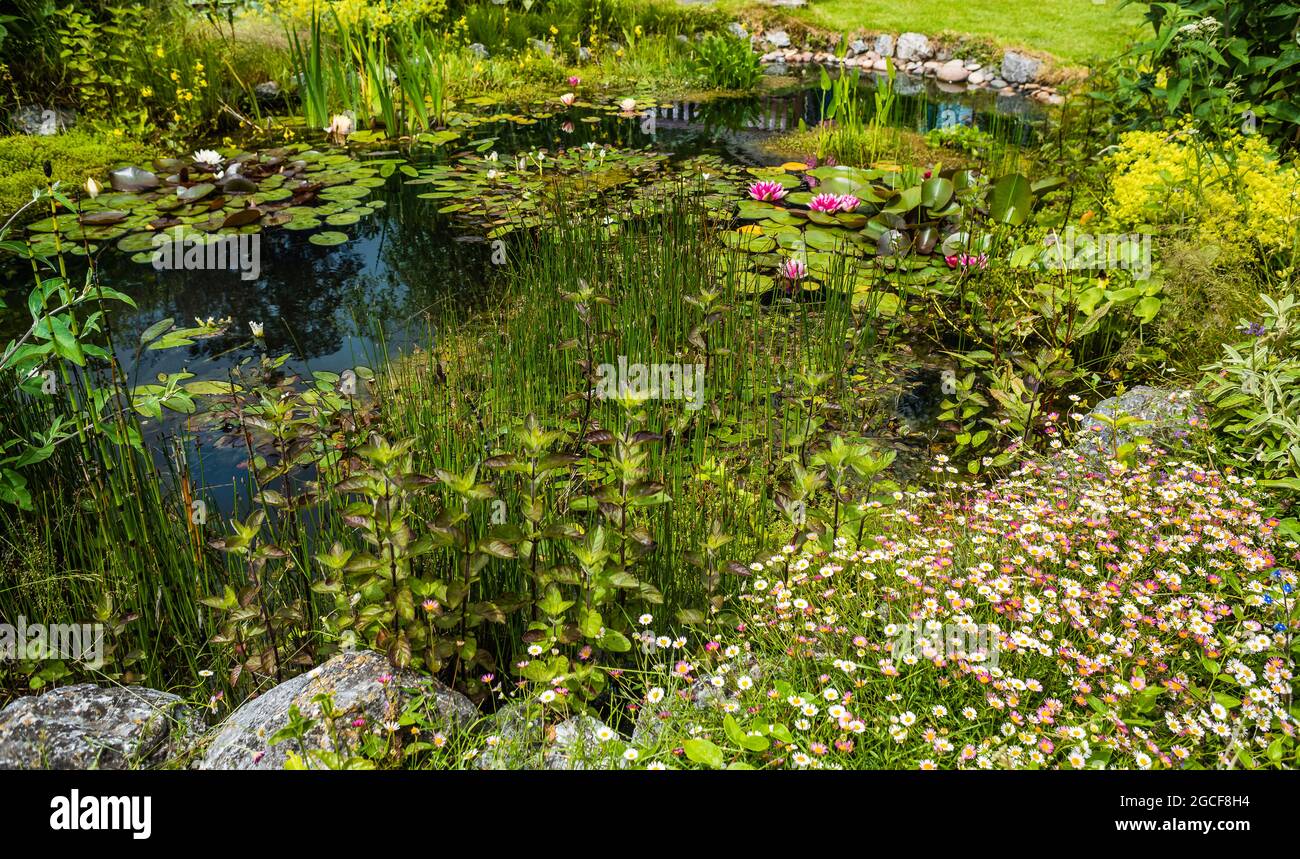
[936,59,969,83]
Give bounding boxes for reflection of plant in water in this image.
[405,143,742,238]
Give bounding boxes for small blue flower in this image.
[1284,584,1293,595]
[1264,595,1273,605]
[1274,623,1287,633]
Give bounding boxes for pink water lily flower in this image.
[560,92,576,107]
[568,76,581,87]
[836,194,861,212]
[945,253,989,270]
[748,180,788,202]
[808,193,843,213]
[781,258,808,280]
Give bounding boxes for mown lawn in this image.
[728,0,1147,64]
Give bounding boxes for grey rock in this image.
[872,34,895,57]
[12,105,75,135]
[968,70,988,86]
[544,715,625,769]
[763,62,789,75]
[468,42,489,59]
[479,705,626,769]
[990,77,1008,89]
[964,60,982,71]
[1074,387,1204,460]
[253,80,280,100]
[849,39,869,55]
[0,684,199,769]
[727,22,749,39]
[577,46,591,61]
[762,29,791,49]
[527,38,553,57]
[477,700,544,769]
[1001,50,1042,84]
[196,649,477,770]
[895,32,932,62]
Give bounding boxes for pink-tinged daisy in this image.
[748,180,787,202]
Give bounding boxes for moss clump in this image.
[0,131,154,219]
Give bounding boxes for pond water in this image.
[4,72,1046,512]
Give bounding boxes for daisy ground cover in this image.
[486,449,1296,770]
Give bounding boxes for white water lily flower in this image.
[325,113,355,139]
[486,169,499,180]
[249,321,264,338]
[619,97,637,111]
[192,149,222,169]
[486,150,498,162]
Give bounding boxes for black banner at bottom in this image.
[1,769,1287,848]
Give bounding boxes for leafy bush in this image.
[1107,126,1300,262]
[273,0,447,29]
[924,123,998,158]
[1150,238,1265,372]
[1111,0,1300,145]
[1201,291,1300,497]
[693,34,762,91]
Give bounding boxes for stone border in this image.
[738,25,1064,105]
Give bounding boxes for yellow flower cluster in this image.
[272,0,446,30]
[1108,127,1300,260]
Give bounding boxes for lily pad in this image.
[308,230,349,247]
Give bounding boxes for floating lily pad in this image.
[109,166,159,192]
[116,232,160,253]
[308,230,349,247]
[177,183,216,203]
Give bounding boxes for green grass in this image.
[725,0,1147,65]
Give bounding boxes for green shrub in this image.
[1201,291,1300,494]
[0,130,153,217]
[693,33,762,91]
[1109,0,1300,146]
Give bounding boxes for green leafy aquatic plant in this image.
[18,144,398,261]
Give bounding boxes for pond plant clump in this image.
[0,0,1297,775]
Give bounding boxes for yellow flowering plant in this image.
[1108,126,1300,263]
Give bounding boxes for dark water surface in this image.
[4,74,1045,509]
